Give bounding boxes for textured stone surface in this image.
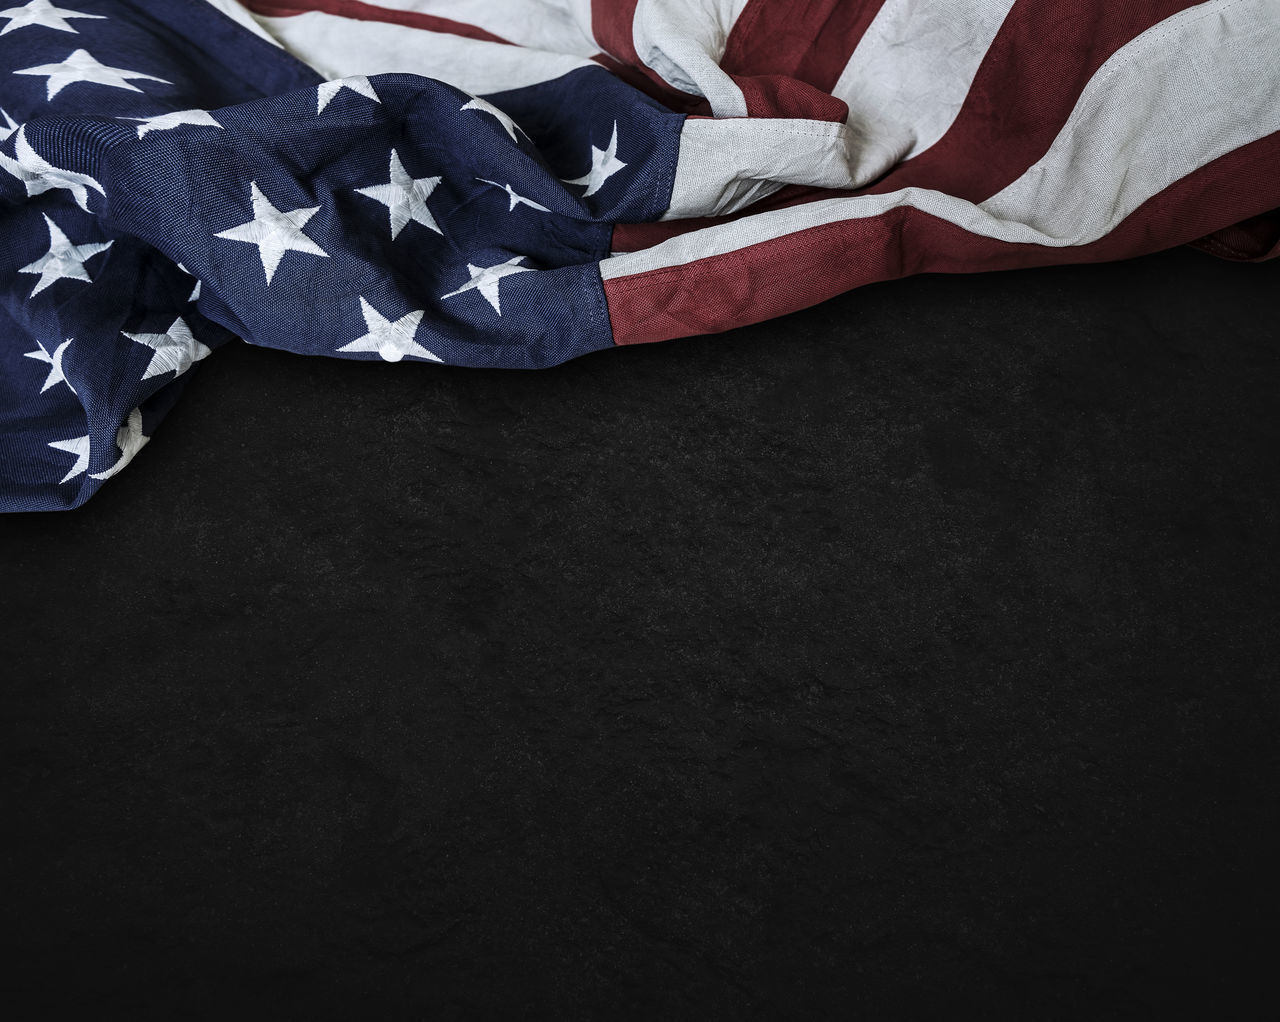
[2,248,1278,1017]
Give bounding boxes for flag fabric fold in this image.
[2,0,1277,511]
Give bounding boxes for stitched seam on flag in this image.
[1196,236,1253,259]
[646,114,684,220]
[670,119,850,213]
[707,125,845,142]
[595,261,617,344]
[587,262,608,346]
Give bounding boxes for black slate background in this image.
[2,248,1278,1018]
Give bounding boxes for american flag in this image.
[1,0,1277,511]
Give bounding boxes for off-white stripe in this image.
[336,0,600,56]
[663,115,910,220]
[202,0,282,46]
[603,0,1280,279]
[831,0,1018,161]
[253,12,596,95]
[632,0,754,117]
[561,0,598,48]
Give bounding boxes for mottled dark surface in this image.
[3,249,1278,1018]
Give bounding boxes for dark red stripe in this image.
[731,74,848,122]
[614,0,1213,247]
[611,184,834,252]
[589,53,712,115]
[612,216,721,253]
[589,0,640,64]
[864,0,1206,202]
[240,0,512,44]
[1191,211,1280,262]
[721,0,889,93]
[717,0,889,120]
[587,0,714,113]
[604,132,1280,346]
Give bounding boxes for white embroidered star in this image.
[567,121,627,197]
[90,407,149,481]
[15,48,170,101]
[214,181,328,285]
[124,316,210,380]
[20,213,112,297]
[0,0,104,36]
[460,97,523,143]
[48,433,89,483]
[120,108,222,139]
[0,125,105,211]
[317,75,379,114]
[354,150,442,239]
[0,108,18,143]
[477,178,549,213]
[440,256,532,317]
[336,297,441,363]
[24,338,75,394]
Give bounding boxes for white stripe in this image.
[201,0,282,46]
[631,0,753,117]
[330,0,600,56]
[252,12,597,95]
[663,115,910,220]
[831,0,1017,161]
[561,0,597,48]
[602,0,1280,279]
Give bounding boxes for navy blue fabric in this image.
[0,1,683,511]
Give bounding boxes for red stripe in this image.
[721,0,887,93]
[1191,212,1280,262]
[864,0,1206,202]
[590,54,712,115]
[604,132,1280,346]
[731,74,848,122]
[240,1,512,44]
[613,215,725,253]
[719,0,888,121]
[587,0,714,113]
[590,0,640,64]
[613,0,1212,250]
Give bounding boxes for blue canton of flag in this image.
[0,0,683,511]
[9,0,1276,513]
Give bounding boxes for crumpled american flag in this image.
[1,0,1277,511]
